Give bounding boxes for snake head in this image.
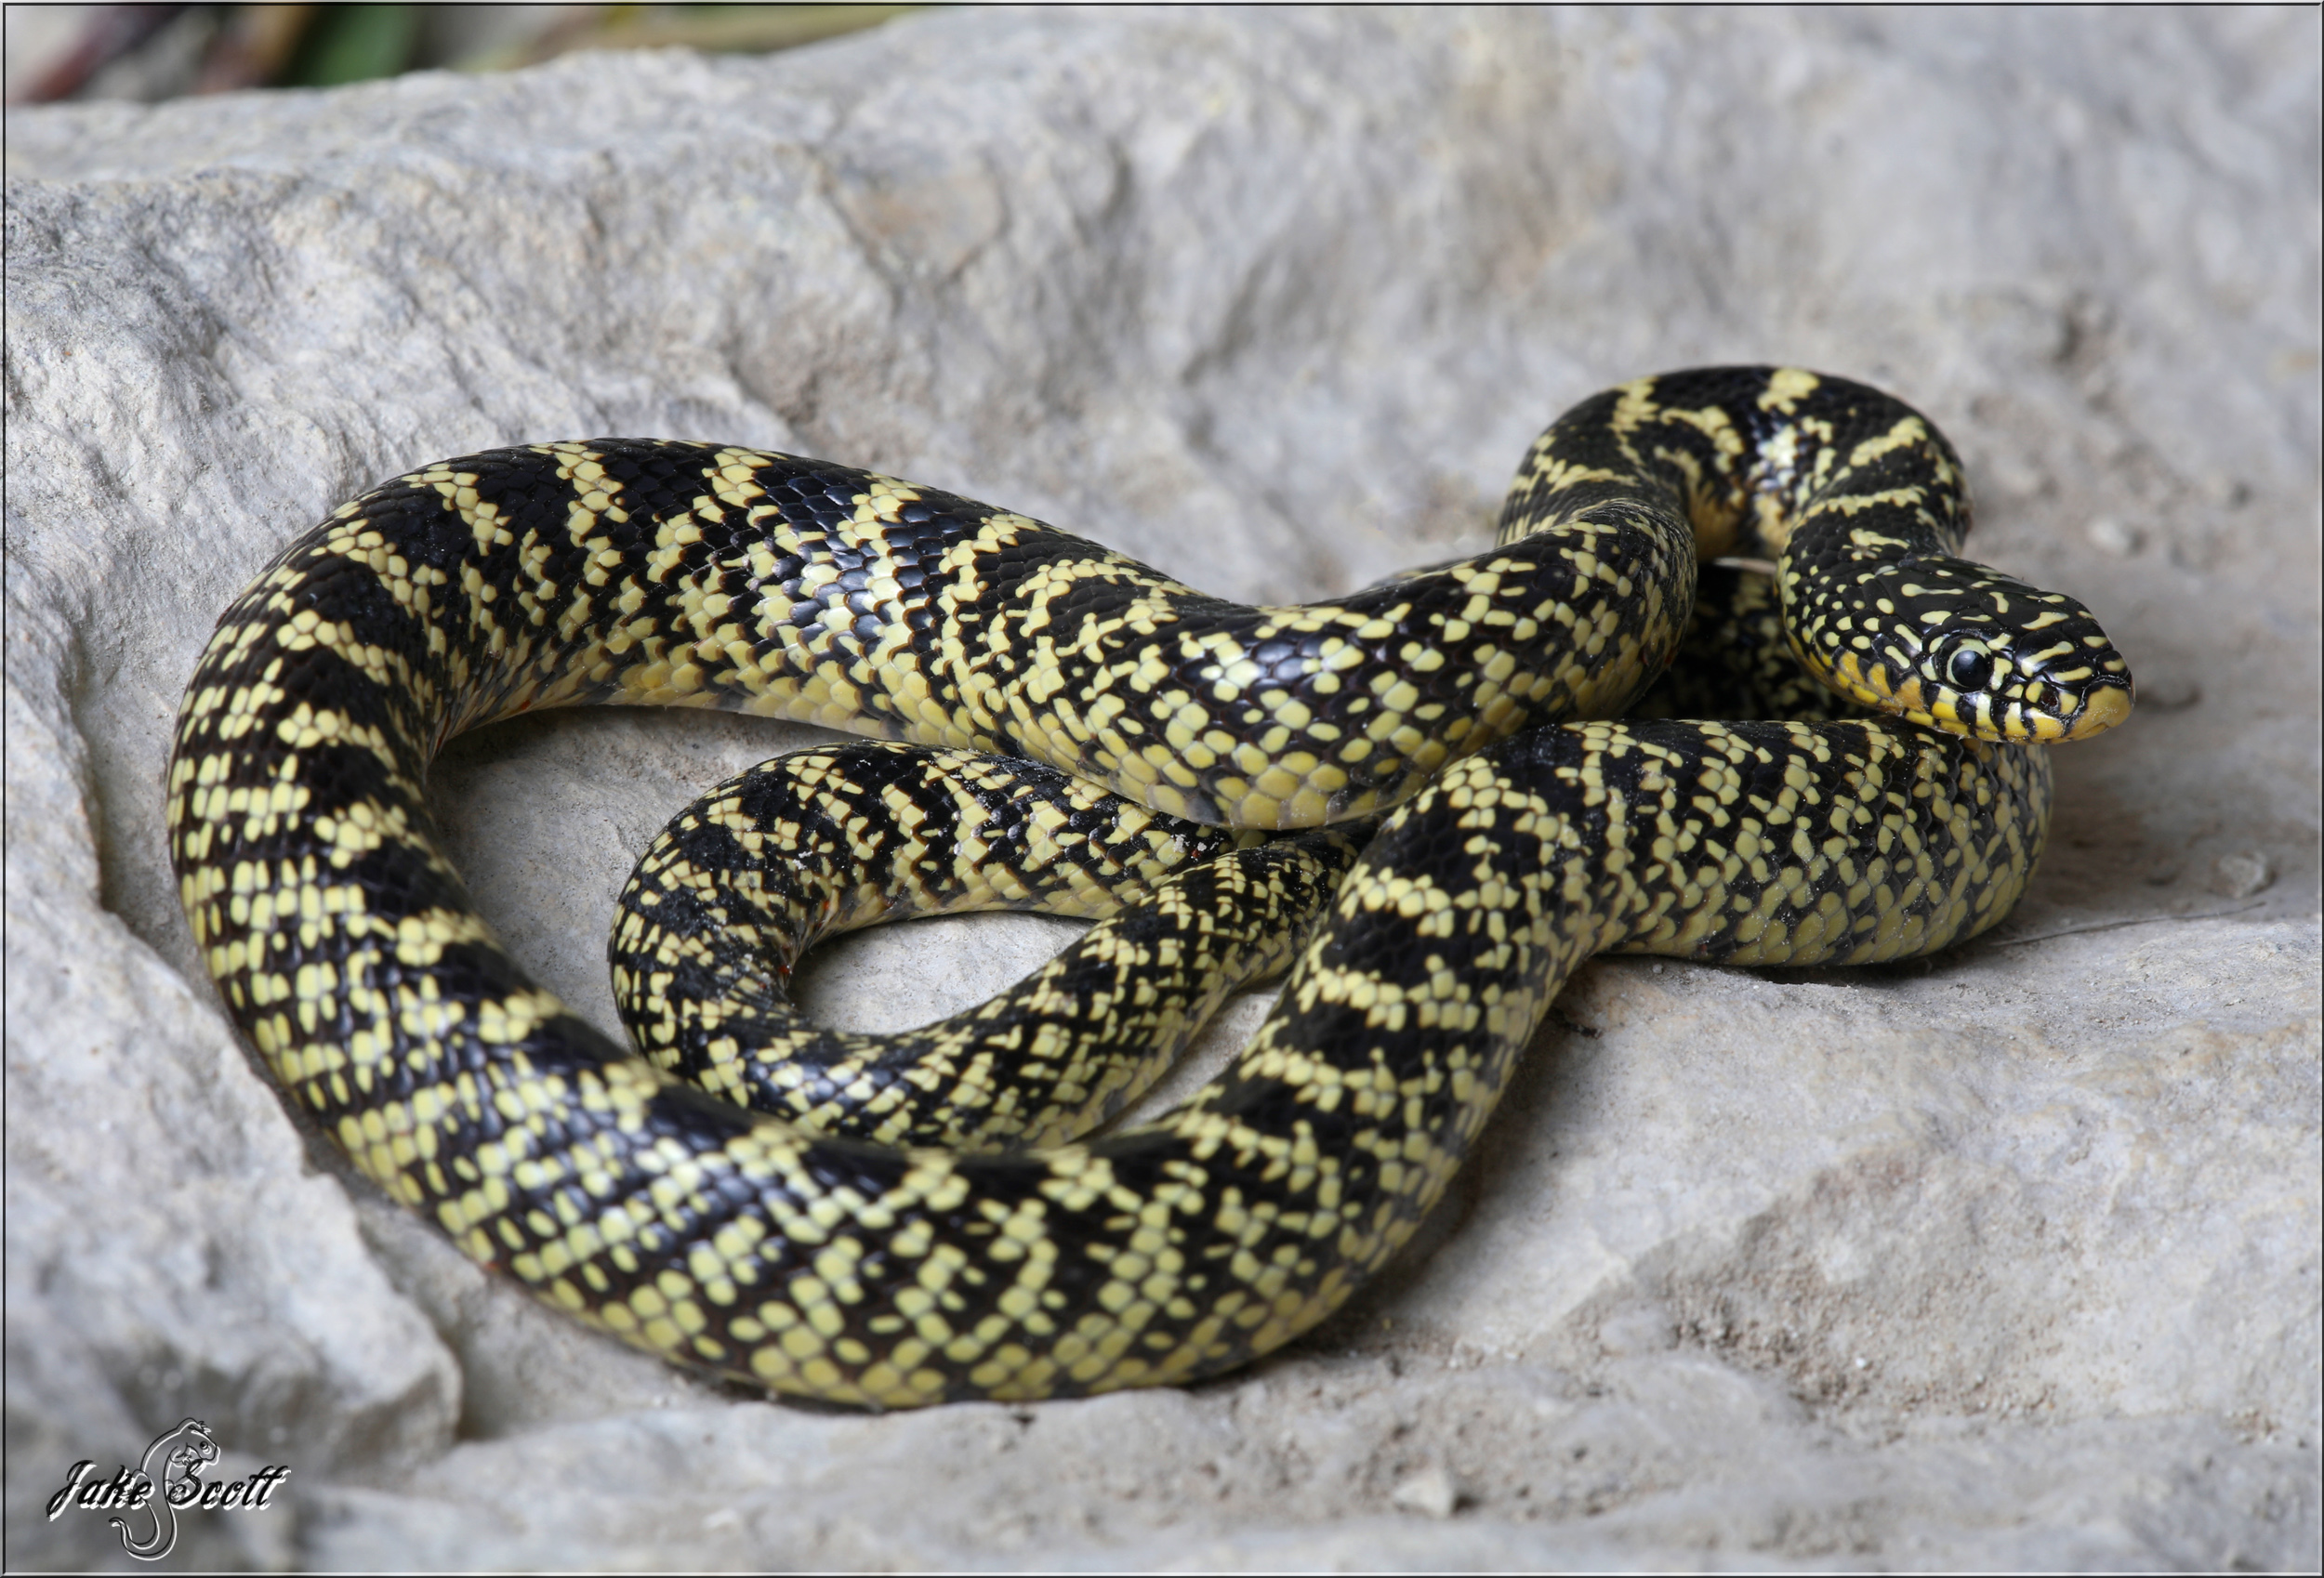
[1787,556,2134,743]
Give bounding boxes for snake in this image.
[166,367,2133,1408]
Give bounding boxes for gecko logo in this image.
[43,1418,289,1561]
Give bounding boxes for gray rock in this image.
[6,7,2316,1570]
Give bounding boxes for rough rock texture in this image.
[6,7,2317,1570]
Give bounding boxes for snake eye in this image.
[1945,642,1995,692]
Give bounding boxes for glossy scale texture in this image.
[165,368,2127,1406]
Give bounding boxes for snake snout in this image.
[2009,612,2136,743]
[2054,676,2134,741]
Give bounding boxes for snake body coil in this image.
[167,369,2132,1407]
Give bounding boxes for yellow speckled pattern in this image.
[610,742,1363,1151]
[166,367,2130,1407]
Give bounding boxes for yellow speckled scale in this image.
[166,367,2131,1407]
[610,742,1365,1151]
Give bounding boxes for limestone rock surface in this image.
[6,7,2317,1570]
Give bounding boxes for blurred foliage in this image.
[281,4,418,88]
[7,4,924,104]
[456,6,924,72]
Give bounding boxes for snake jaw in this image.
[1803,638,2135,745]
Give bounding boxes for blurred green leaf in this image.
[452,6,923,73]
[283,4,417,87]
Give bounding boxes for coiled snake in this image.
[167,368,2133,1407]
